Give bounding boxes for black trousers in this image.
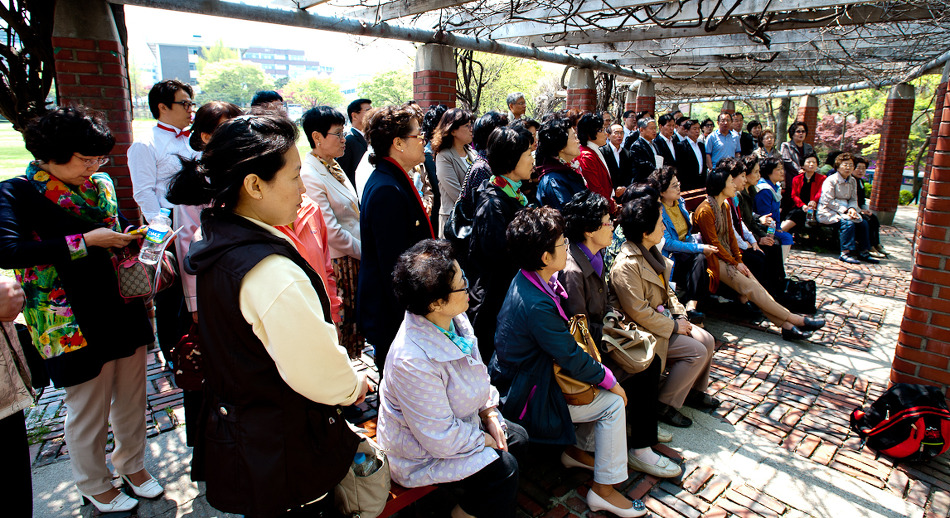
[863,212,881,247]
[670,251,710,305]
[620,355,661,449]
[154,260,187,363]
[0,410,32,517]
[444,420,526,518]
[785,207,807,228]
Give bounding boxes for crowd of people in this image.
[0,80,897,518]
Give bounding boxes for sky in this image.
[123,5,418,84]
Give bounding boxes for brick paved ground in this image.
[27,208,950,517]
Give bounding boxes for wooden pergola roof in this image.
[112,0,950,100]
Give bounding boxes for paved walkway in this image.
[28,205,950,518]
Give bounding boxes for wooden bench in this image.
[681,187,707,213]
[358,417,437,518]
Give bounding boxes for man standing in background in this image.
[338,98,372,186]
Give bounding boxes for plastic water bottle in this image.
[138,208,172,265]
[806,207,817,225]
[353,452,381,477]
[766,221,776,237]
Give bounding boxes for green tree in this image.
[0,1,56,131]
[283,77,345,108]
[196,59,272,106]
[455,51,548,115]
[197,40,240,74]
[358,70,412,107]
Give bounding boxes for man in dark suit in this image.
[337,98,372,185]
[674,116,689,143]
[675,120,709,191]
[601,123,633,188]
[740,119,761,156]
[622,110,649,151]
[653,113,678,171]
[629,118,660,183]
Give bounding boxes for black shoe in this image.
[857,251,879,264]
[801,317,825,331]
[685,390,721,409]
[781,326,811,341]
[658,404,693,428]
[839,253,861,264]
[686,310,705,326]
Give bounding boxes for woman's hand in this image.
[676,316,693,335]
[83,228,138,249]
[702,244,719,255]
[758,235,774,247]
[608,382,628,406]
[482,413,508,452]
[807,200,818,209]
[483,431,498,450]
[759,215,774,227]
[353,373,371,406]
[0,276,25,322]
[737,263,752,277]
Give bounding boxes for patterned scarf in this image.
[317,155,350,187]
[706,194,734,258]
[17,163,120,359]
[489,175,528,206]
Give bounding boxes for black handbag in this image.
[443,178,475,264]
[782,277,817,314]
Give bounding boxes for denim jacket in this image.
[660,197,703,258]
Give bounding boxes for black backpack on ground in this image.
[850,383,950,462]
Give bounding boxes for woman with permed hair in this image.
[535,117,586,211]
[171,114,370,516]
[574,113,617,214]
[378,239,527,518]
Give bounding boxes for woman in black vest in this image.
[169,115,370,517]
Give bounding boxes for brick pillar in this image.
[721,100,735,116]
[565,68,596,113]
[871,83,915,225]
[624,88,637,114]
[891,88,950,396]
[413,44,456,109]
[917,63,950,242]
[636,80,655,118]
[52,0,136,216]
[796,95,819,147]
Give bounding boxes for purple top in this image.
[577,242,604,277]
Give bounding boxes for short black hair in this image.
[618,183,659,205]
[622,110,635,119]
[148,79,194,119]
[789,121,809,138]
[675,116,689,127]
[825,150,843,167]
[301,106,346,148]
[393,239,459,316]
[734,112,744,120]
[657,113,675,126]
[759,156,782,180]
[718,156,746,177]
[507,207,564,271]
[347,98,372,122]
[487,127,531,176]
[24,106,115,164]
[423,104,449,141]
[636,111,649,120]
[701,118,714,128]
[536,117,571,164]
[620,195,661,245]
[717,112,732,123]
[473,111,510,151]
[683,119,699,131]
[706,161,743,197]
[563,190,609,243]
[740,154,759,174]
[251,90,283,106]
[746,120,761,132]
[510,117,540,133]
[648,167,677,193]
[853,155,869,167]
[576,113,604,145]
[189,101,243,152]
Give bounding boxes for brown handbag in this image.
[601,311,657,374]
[553,314,603,406]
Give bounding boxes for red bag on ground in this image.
[850,383,950,462]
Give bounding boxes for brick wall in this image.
[52,36,137,217]
[796,104,819,147]
[566,88,596,114]
[891,89,950,396]
[412,70,456,109]
[636,96,655,118]
[917,79,948,241]
[870,94,915,215]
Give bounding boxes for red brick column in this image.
[917,65,950,241]
[624,89,637,114]
[871,83,915,226]
[52,0,136,216]
[796,95,819,147]
[636,81,655,118]
[721,100,735,116]
[566,68,596,114]
[891,88,950,396]
[413,44,456,108]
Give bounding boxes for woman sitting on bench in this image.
[817,153,878,265]
[378,240,526,518]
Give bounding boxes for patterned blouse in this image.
[377,312,501,487]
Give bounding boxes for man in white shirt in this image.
[674,120,708,191]
[127,79,197,363]
[506,92,526,122]
[654,113,678,167]
[128,79,198,224]
[338,98,372,186]
[601,123,632,188]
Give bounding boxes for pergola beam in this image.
[106,0,652,79]
[514,4,942,47]
[456,0,882,40]
[348,0,470,23]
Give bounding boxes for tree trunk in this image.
[776,98,791,146]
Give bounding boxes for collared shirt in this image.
[706,130,740,167]
[623,126,635,142]
[658,134,676,160]
[609,142,622,165]
[128,121,199,223]
[687,137,703,168]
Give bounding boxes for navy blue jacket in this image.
[535,159,587,211]
[357,158,434,367]
[490,273,606,445]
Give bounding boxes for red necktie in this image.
[157,125,191,139]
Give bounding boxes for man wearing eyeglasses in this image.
[506,92,526,122]
[127,79,198,366]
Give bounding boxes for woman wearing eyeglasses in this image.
[779,122,816,214]
[378,239,526,518]
[433,108,477,237]
[359,103,435,376]
[299,106,364,357]
[0,106,157,513]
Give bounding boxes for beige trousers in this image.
[659,326,716,408]
[718,262,792,327]
[63,346,147,494]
